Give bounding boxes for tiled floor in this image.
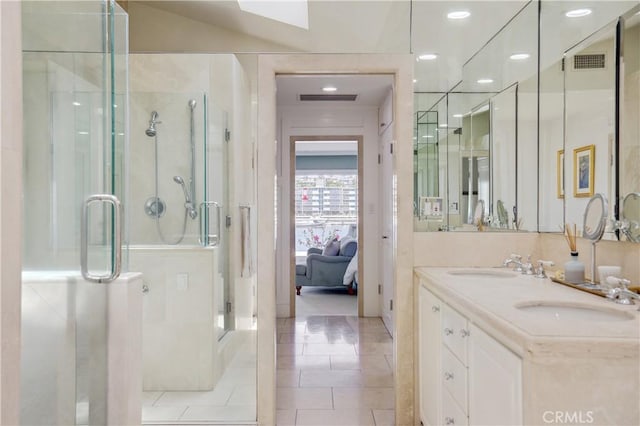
[276,315,395,426]
[142,341,257,424]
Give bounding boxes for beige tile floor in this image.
[142,341,257,424]
[276,314,395,426]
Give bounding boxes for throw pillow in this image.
[322,238,340,256]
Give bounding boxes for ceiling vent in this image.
[299,94,358,101]
[573,53,605,70]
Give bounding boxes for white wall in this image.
[0,1,23,423]
[276,105,381,317]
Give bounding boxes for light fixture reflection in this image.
[72,101,81,106]
[453,114,463,118]
[477,78,494,84]
[510,53,530,60]
[418,53,438,61]
[322,86,337,92]
[447,10,470,20]
[565,9,592,18]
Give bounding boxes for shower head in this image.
[188,99,197,110]
[173,175,184,185]
[145,111,160,137]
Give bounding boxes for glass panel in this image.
[21,0,127,424]
[128,53,256,424]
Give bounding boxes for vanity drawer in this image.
[442,346,468,411]
[442,303,469,363]
[442,387,469,426]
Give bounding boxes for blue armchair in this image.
[295,238,357,295]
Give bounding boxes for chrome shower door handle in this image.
[81,194,122,283]
[199,201,221,246]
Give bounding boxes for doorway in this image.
[290,136,363,318]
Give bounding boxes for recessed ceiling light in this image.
[322,86,337,92]
[565,9,592,18]
[453,114,463,118]
[439,124,448,128]
[447,10,470,20]
[510,53,530,60]
[477,78,494,84]
[418,53,438,61]
[413,79,417,83]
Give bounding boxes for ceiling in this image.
[136,0,529,92]
[276,74,393,107]
[135,1,638,95]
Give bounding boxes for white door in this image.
[380,133,394,334]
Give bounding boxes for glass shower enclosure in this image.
[21,1,130,424]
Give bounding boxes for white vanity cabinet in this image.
[418,285,441,426]
[419,284,522,426]
[468,324,522,425]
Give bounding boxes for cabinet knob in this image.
[460,329,470,338]
[444,371,454,381]
[445,417,455,425]
[444,327,453,336]
[432,305,440,312]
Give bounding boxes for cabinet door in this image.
[419,286,441,426]
[442,303,468,363]
[468,324,522,425]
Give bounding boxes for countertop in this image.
[415,267,640,358]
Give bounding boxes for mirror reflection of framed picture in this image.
[573,145,595,198]
[557,149,564,199]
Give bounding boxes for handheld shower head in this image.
[188,99,197,110]
[145,111,160,137]
[173,175,189,200]
[173,175,198,219]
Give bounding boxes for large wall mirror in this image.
[539,1,640,242]
[414,0,640,238]
[413,1,538,232]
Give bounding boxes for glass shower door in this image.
[21,1,128,424]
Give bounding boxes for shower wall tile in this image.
[130,54,210,93]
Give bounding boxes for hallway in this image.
[276,315,395,426]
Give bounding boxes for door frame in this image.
[289,135,364,317]
[255,54,414,426]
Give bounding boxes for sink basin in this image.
[515,301,635,322]
[447,269,517,278]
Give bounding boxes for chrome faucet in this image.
[605,277,639,309]
[503,254,524,272]
[534,260,555,278]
